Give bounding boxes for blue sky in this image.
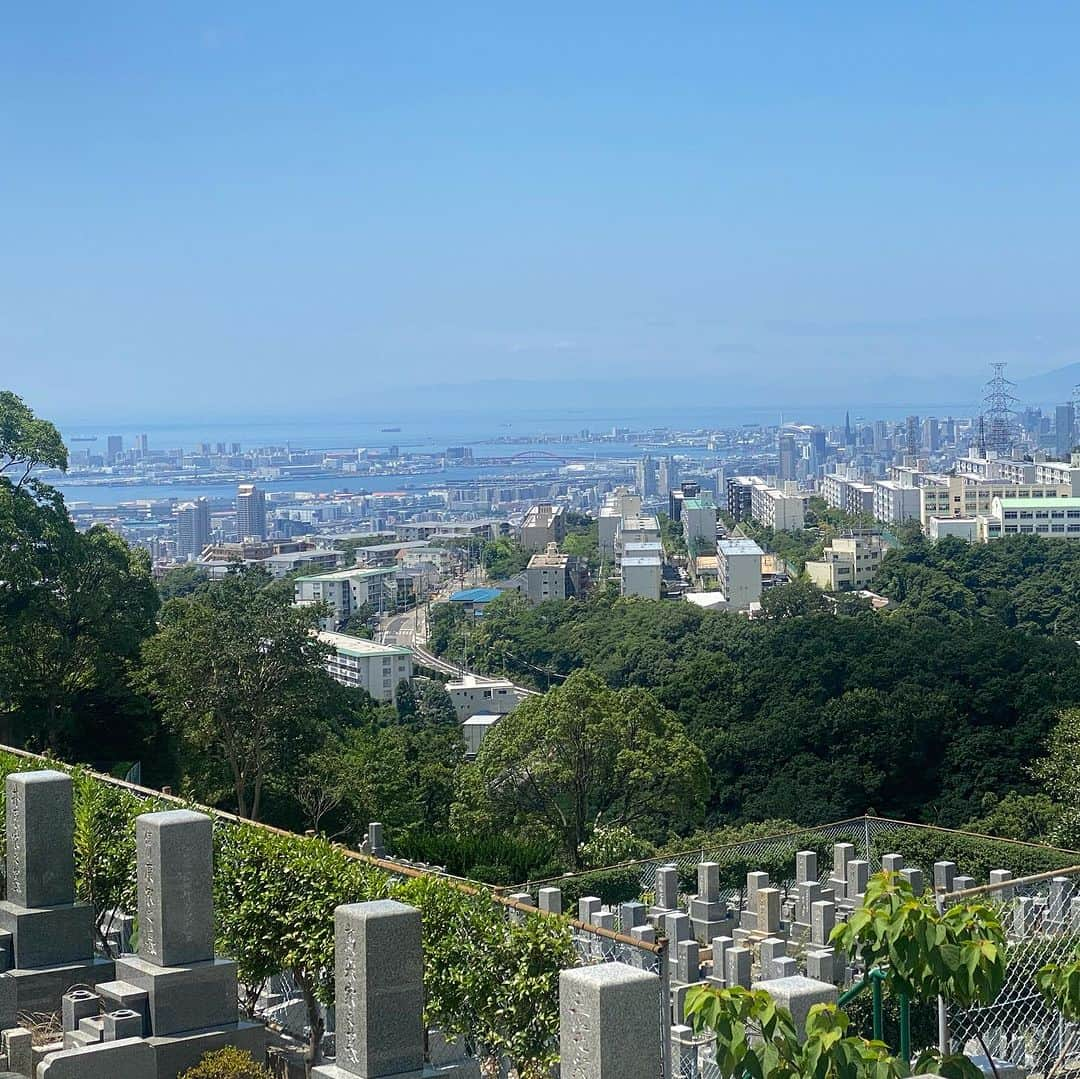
[5,4,1080,419]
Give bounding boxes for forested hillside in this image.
[431,585,1080,828]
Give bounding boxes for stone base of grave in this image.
[146,1019,265,1079]
[8,957,114,1016]
[37,1036,154,1079]
[113,955,238,1036]
[313,1064,479,1079]
[0,900,94,969]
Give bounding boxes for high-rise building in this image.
[106,435,123,463]
[230,442,241,455]
[136,433,149,456]
[778,434,797,482]
[923,417,940,453]
[658,456,679,495]
[1056,403,1076,459]
[905,416,921,457]
[175,497,211,560]
[810,428,828,474]
[236,483,267,539]
[635,455,656,497]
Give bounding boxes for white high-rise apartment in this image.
[236,483,267,540]
[175,497,211,560]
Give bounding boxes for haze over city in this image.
[6,4,1080,421]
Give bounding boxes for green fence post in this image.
[899,991,911,1064]
[871,969,884,1043]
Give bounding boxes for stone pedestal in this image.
[752,975,837,1040]
[559,963,661,1079]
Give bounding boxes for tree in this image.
[180,1047,271,1079]
[759,580,829,620]
[1031,709,1080,848]
[453,670,707,867]
[140,567,334,820]
[157,563,210,601]
[482,537,530,580]
[0,390,67,488]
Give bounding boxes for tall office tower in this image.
[231,442,241,455]
[106,435,123,463]
[236,483,267,539]
[216,442,227,455]
[809,427,828,475]
[923,416,940,453]
[175,497,211,560]
[778,434,797,481]
[658,456,679,494]
[1056,403,1076,459]
[844,411,854,447]
[136,433,149,457]
[943,417,956,444]
[872,421,887,454]
[635,455,657,497]
[904,415,921,457]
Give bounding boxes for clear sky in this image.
[5,4,1080,420]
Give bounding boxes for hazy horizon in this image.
[7,5,1080,418]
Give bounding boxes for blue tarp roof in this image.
[449,587,502,603]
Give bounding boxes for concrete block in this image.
[62,988,100,1033]
[103,1009,144,1042]
[796,851,818,884]
[145,1020,265,1079]
[559,963,661,1079]
[537,888,562,915]
[0,902,93,969]
[619,901,647,930]
[2,1028,30,1078]
[578,897,601,924]
[37,1037,155,1079]
[7,957,113,1016]
[113,955,238,1037]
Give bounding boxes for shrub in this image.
[179,1046,271,1078]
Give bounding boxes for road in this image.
[379,598,540,696]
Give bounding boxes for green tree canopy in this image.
[453,669,707,866]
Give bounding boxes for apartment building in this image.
[445,674,525,721]
[317,630,413,702]
[804,533,889,592]
[615,515,661,563]
[717,537,764,609]
[821,473,875,518]
[682,496,718,552]
[621,547,663,600]
[526,543,578,603]
[872,480,921,525]
[919,476,1067,527]
[598,487,641,559]
[1035,460,1080,495]
[294,565,399,628]
[928,516,979,542]
[955,455,1037,484]
[726,476,805,530]
[978,496,1080,541]
[520,502,566,551]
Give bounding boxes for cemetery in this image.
[0,752,1076,1078]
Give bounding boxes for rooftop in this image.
[317,630,411,658]
[683,497,716,511]
[449,587,502,603]
[295,565,396,582]
[718,538,765,556]
[992,496,1080,510]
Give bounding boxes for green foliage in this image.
[870,827,1074,881]
[140,566,338,820]
[685,986,903,1079]
[760,580,829,620]
[658,512,687,557]
[0,390,67,484]
[453,670,708,867]
[874,533,1080,637]
[179,1046,271,1079]
[482,537,530,580]
[561,516,600,570]
[1035,942,1080,1023]
[1031,709,1080,848]
[961,791,1061,844]
[831,873,1006,1008]
[843,982,938,1057]
[156,563,211,601]
[429,583,1080,828]
[392,832,561,886]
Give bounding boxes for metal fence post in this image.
[659,937,672,1079]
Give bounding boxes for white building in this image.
[598,487,641,560]
[1034,460,1080,495]
[728,476,805,530]
[929,516,979,542]
[525,544,576,604]
[919,476,1067,527]
[445,674,525,722]
[621,552,663,600]
[317,630,413,702]
[805,533,889,592]
[978,496,1080,542]
[717,538,763,610]
[872,480,921,525]
[294,565,399,628]
[616,515,661,563]
[520,502,566,551]
[820,474,875,518]
[682,497,718,553]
